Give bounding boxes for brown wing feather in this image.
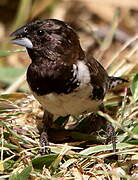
[86,57,109,99]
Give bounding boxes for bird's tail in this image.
[108,76,128,90]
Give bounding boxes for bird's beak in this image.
[11,37,33,49]
[10,27,33,49]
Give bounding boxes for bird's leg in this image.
[106,122,116,152]
[99,104,116,152]
[38,109,53,155]
[40,131,50,154]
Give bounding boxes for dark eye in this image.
[24,27,28,33]
[37,30,45,36]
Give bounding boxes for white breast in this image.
[32,86,101,119]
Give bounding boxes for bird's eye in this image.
[37,30,45,36]
[24,27,28,33]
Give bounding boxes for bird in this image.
[10,19,127,153]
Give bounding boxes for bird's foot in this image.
[39,131,51,155]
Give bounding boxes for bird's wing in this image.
[86,57,109,100]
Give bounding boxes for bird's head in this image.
[11,19,85,64]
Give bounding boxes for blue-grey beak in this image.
[11,38,33,49]
[10,27,33,49]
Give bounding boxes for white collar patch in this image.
[73,60,90,88]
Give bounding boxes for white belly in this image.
[32,86,102,118]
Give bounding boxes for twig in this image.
[3,72,26,94]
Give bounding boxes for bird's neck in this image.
[27,43,85,64]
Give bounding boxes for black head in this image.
[11,19,84,64]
